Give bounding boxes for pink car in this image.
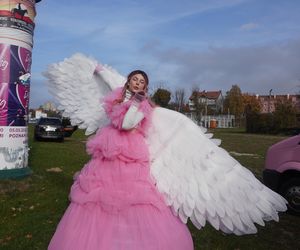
[263,135,300,215]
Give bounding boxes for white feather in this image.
[190,213,203,230]
[43,53,125,135]
[148,107,287,234]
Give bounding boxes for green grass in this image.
[0,127,299,250]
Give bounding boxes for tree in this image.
[242,94,261,114]
[246,98,298,134]
[45,110,61,118]
[243,94,262,133]
[274,99,297,131]
[189,87,206,124]
[224,85,244,126]
[152,88,171,107]
[173,88,186,112]
[29,108,36,117]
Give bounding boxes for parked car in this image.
[263,134,300,215]
[28,118,37,124]
[63,125,78,137]
[34,117,64,142]
[61,117,78,137]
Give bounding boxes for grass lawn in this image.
[0,127,299,250]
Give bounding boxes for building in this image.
[186,90,234,128]
[35,109,47,119]
[42,101,57,111]
[256,94,300,113]
[188,90,224,113]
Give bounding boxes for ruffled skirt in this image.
[48,127,193,250]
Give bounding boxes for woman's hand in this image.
[132,91,146,106]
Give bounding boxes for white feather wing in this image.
[43,53,126,135]
[148,107,287,235]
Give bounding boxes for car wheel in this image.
[58,137,64,143]
[279,178,300,215]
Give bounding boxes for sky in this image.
[30,0,300,108]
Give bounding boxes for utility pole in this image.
[268,89,273,113]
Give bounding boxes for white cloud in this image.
[240,22,259,31]
[35,0,249,38]
[145,39,300,95]
[28,0,300,107]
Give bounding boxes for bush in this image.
[246,112,299,134]
[246,112,275,134]
[246,98,299,134]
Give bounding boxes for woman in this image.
[48,70,194,250]
[45,54,286,249]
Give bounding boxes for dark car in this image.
[34,117,64,142]
[63,125,78,137]
[263,134,300,215]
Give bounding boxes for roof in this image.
[190,90,222,100]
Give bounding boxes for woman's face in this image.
[128,74,146,93]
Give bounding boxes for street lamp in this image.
[268,89,273,113]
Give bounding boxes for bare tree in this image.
[189,86,205,125]
[174,88,186,112]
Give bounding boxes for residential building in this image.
[186,90,234,128]
[35,109,47,119]
[189,90,224,113]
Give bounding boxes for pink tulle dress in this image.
[48,88,194,250]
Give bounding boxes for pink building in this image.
[256,94,300,113]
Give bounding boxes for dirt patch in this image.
[46,167,63,172]
[229,151,261,158]
[0,179,31,195]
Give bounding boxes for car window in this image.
[39,119,62,126]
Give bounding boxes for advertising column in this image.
[0,0,41,178]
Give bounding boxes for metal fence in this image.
[186,113,236,128]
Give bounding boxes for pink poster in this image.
[0,44,31,127]
[0,44,10,126]
[0,0,38,172]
